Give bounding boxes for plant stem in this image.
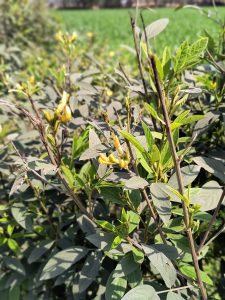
[203,222,225,250]
[197,186,225,254]
[130,17,158,132]
[12,97,93,220]
[157,285,193,295]
[150,54,208,300]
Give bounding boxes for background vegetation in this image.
[54,7,225,50]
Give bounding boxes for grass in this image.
[53,6,225,52]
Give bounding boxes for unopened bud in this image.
[108,154,119,164]
[61,105,72,123]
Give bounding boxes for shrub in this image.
[0,2,225,300]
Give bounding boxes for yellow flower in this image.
[55,31,64,43]
[86,32,94,38]
[108,154,119,164]
[69,32,78,43]
[98,154,111,165]
[29,76,35,85]
[106,89,113,97]
[112,133,123,156]
[118,159,128,169]
[43,110,54,124]
[109,51,115,58]
[16,83,24,91]
[56,91,68,115]
[111,133,120,149]
[61,105,72,123]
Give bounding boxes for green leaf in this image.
[166,185,189,205]
[150,183,171,224]
[126,267,143,288]
[154,54,164,80]
[127,211,140,233]
[143,244,177,288]
[96,220,116,232]
[190,181,223,211]
[8,285,20,300]
[86,232,115,251]
[105,271,127,300]
[153,244,179,260]
[171,115,206,130]
[100,187,124,205]
[7,224,14,236]
[40,247,88,280]
[193,156,225,182]
[79,251,102,293]
[161,128,179,168]
[4,257,26,276]
[61,165,74,188]
[11,202,32,231]
[143,18,169,40]
[28,240,54,264]
[144,103,165,124]
[132,246,144,264]
[142,122,154,153]
[167,291,186,300]
[174,38,208,74]
[122,285,159,300]
[111,235,123,249]
[179,264,213,285]
[168,165,201,189]
[0,204,9,211]
[113,252,139,278]
[124,176,149,190]
[120,130,145,154]
[7,238,20,255]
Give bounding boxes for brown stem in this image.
[203,222,225,249]
[130,17,158,132]
[150,54,208,300]
[197,186,225,254]
[10,98,93,220]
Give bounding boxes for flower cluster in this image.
[55,31,78,45]
[43,91,72,127]
[98,133,130,169]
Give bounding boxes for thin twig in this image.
[131,16,148,96]
[206,49,225,74]
[203,222,225,250]
[197,186,225,254]
[3,98,93,219]
[150,54,208,300]
[11,142,63,194]
[157,285,193,294]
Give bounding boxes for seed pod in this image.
[61,105,72,123]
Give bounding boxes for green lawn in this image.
[53,7,225,51]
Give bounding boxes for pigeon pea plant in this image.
[0,2,225,300]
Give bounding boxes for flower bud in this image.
[61,105,72,123]
[119,159,128,169]
[108,154,119,164]
[43,110,54,124]
[98,154,111,165]
[112,133,120,150]
[56,91,68,116]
